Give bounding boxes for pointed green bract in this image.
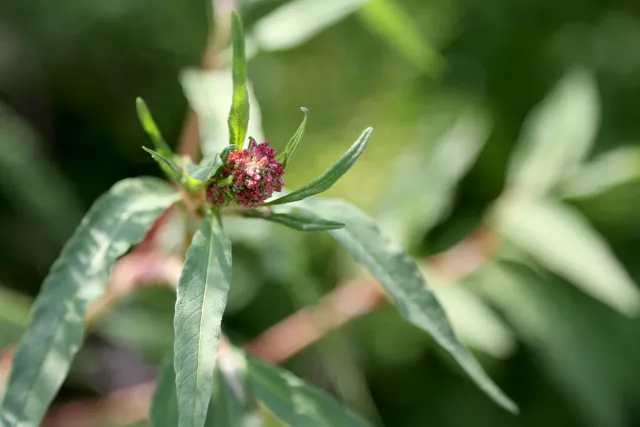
[265,127,373,206]
[143,146,182,182]
[136,98,174,158]
[277,107,309,169]
[0,178,179,427]
[174,213,233,427]
[303,198,518,414]
[228,12,250,150]
[247,357,373,426]
[241,206,344,231]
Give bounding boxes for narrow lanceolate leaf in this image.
[507,68,599,198]
[143,146,182,182]
[265,128,373,206]
[277,107,309,170]
[136,98,174,158]
[150,356,179,427]
[228,12,250,150]
[241,206,344,231]
[303,198,518,413]
[174,214,233,427]
[0,178,179,427]
[247,357,373,427]
[494,195,640,316]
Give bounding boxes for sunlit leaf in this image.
[252,0,368,52]
[277,107,309,170]
[358,0,443,75]
[143,146,182,183]
[241,206,344,231]
[378,112,490,246]
[304,198,518,413]
[136,98,174,158]
[0,178,180,427]
[560,146,640,199]
[248,357,373,426]
[507,68,599,198]
[228,12,250,150]
[493,196,640,316]
[181,70,263,157]
[174,213,232,427]
[265,128,373,206]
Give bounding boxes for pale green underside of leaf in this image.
[507,68,599,198]
[241,206,344,232]
[0,177,179,427]
[174,214,233,427]
[278,107,309,170]
[228,12,250,150]
[136,98,174,158]
[247,357,373,427]
[494,196,640,316]
[358,0,444,75]
[303,198,518,413]
[265,128,373,206]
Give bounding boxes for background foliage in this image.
[1,0,640,426]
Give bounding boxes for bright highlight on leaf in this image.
[0,178,179,427]
[228,12,250,150]
[277,107,309,170]
[174,213,233,427]
[265,127,373,206]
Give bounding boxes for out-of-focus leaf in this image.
[0,287,31,328]
[358,0,443,75]
[0,178,179,427]
[265,128,372,206]
[251,0,368,52]
[228,12,250,150]
[560,146,640,199]
[0,104,83,242]
[241,206,344,231]
[476,261,632,427]
[151,356,179,427]
[493,195,640,316]
[181,69,263,157]
[183,145,237,190]
[247,357,373,426]
[507,68,599,198]
[378,112,490,247]
[304,198,518,413]
[174,213,232,427]
[277,107,309,170]
[143,146,182,182]
[136,98,174,158]
[427,270,517,359]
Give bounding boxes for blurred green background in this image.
[2,0,640,426]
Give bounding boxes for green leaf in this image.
[493,195,640,316]
[277,107,309,170]
[241,206,345,231]
[180,69,264,157]
[151,356,179,427]
[252,0,368,52]
[303,198,518,413]
[0,178,179,427]
[247,357,373,426]
[358,0,443,75]
[378,111,490,247]
[136,98,174,158]
[265,128,373,206]
[143,146,182,182]
[228,12,250,150]
[174,213,233,427]
[507,68,599,198]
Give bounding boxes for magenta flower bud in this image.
[207,138,285,208]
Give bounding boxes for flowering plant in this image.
[0,11,517,427]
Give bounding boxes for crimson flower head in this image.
[207,138,285,208]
